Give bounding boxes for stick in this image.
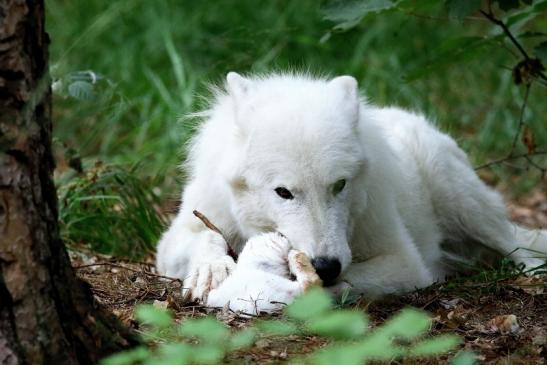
[193,210,239,261]
[474,150,547,170]
[74,262,182,283]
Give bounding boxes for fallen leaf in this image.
[531,327,546,346]
[443,304,469,329]
[153,299,168,310]
[510,276,545,295]
[488,314,519,334]
[440,298,461,309]
[134,276,146,285]
[522,126,536,154]
[255,339,271,349]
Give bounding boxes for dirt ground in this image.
[72,189,547,364]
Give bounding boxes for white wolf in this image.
[156,72,547,307]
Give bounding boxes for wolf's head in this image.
[225,72,368,284]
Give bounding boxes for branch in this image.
[524,155,547,178]
[475,150,547,170]
[480,8,547,83]
[74,262,183,283]
[480,9,529,60]
[193,210,239,261]
[508,83,531,157]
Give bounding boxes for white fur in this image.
[156,72,547,304]
[206,232,319,315]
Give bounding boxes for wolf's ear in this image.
[329,76,358,99]
[226,72,253,103]
[226,72,254,135]
[328,76,359,124]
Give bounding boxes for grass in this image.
[57,163,167,258]
[47,1,546,254]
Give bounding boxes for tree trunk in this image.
[0,1,136,364]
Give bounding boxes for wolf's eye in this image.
[275,187,294,200]
[332,179,346,195]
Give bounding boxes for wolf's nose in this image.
[311,256,341,283]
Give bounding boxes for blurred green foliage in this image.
[48,0,547,198]
[101,287,470,365]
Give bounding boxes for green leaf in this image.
[445,0,481,20]
[68,80,94,100]
[323,0,398,21]
[534,41,547,61]
[179,317,229,343]
[506,9,535,27]
[312,344,370,365]
[404,36,492,81]
[495,0,521,11]
[410,334,461,356]
[451,350,477,365]
[375,308,431,339]
[285,287,332,321]
[228,328,257,350]
[322,0,399,31]
[397,0,444,13]
[101,347,150,365]
[354,332,406,360]
[519,31,547,38]
[506,0,547,27]
[155,343,191,365]
[306,310,368,339]
[189,344,225,365]
[256,320,299,336]
[135,305,173,328]
[534,0,547,11]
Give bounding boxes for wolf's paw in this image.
[182,255,236,302]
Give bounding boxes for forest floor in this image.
[71,189,547,364]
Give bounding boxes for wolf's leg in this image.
[346,185,436,297]
[156,215,236,302]
[426,144,545,267]
[156,178,239,302]
[341,249,434,299]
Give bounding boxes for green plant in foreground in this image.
[102,288,474,365]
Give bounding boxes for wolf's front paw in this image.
[182,255,236,302]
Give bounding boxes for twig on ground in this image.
[74,262,182,284]
[193,210,239,261]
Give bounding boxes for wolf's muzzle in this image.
[311,256,341,284]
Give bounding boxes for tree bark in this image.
[0,1,136,364]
